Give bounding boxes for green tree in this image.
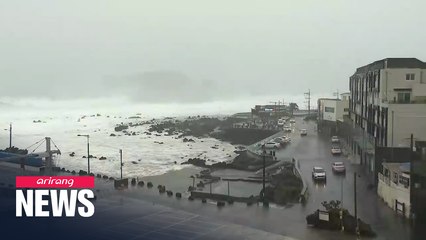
[289,103,299,116]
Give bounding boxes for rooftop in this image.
[354,58,426,75]
[382,162,410,174]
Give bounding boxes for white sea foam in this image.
[0,111,238,178]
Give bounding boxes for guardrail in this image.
[292,158,308,203]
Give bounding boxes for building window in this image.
[393,172,398,184]
[324,107,335,113]
[344,108,349,112]
[397,92,411,103]
[406,73,415,80]
[399,175,410,188]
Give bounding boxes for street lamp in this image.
[77,134,90,174]
[3,123,12,148]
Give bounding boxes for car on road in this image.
[331,145,342,155]
[277,119,285,126]
[331,136,340,143]
[300,129,307,136]
[263,142,280,149]
[273,137,287,146]
[289,119,296,123]
[283,126,292,132]
[332,162,346,174]
[312,167,326,181]
[281,136,291,143]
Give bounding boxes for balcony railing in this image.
[387,100,426,104]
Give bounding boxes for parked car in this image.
[289,119,296,123]
[277,119,285,126]
[263,142,280,149]
[312,167,326,181]
[300,129,307,136]
[331,145,342,155]
[332,162,346,174]
[283,126,292,132]
[331,136,340,143]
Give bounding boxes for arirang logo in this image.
[15,176,95,217]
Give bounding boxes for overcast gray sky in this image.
[0,0,425,104]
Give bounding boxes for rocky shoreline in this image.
[110,116,279,145]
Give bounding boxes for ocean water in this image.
[0,110,238,178]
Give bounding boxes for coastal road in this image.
[274,117,413,240]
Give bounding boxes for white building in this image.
[317,93,349,135]
[377,162,411,218]
[348,58,426,168]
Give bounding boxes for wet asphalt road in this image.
[276,118,413,240]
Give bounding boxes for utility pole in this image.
[304,89,311,116]
[227,181,230,196]
[410,133,415,223]
[45,137,52,175]
[119,149,123,179]
[354,172,359,237]
[333,89,340,100]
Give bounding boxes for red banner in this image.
[16,176,95,189]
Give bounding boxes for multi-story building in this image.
[317,93,350,136]
[347,58,426,176]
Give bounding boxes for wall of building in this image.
[380,68,426,103]
[387,104,426,147]
[336,100,349,122]
[377,174,411,218]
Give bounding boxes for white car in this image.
[312,167,326,181]
[277,119,285,126]
[331,145,342,155]
[263,142,280,149]
[281,136,291,143]
[331,136,340,143]
[332,162,346,174]
[300,129,307,136]
[283,126,292,132]
[273,137,286,146]
[289,119,296,123]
